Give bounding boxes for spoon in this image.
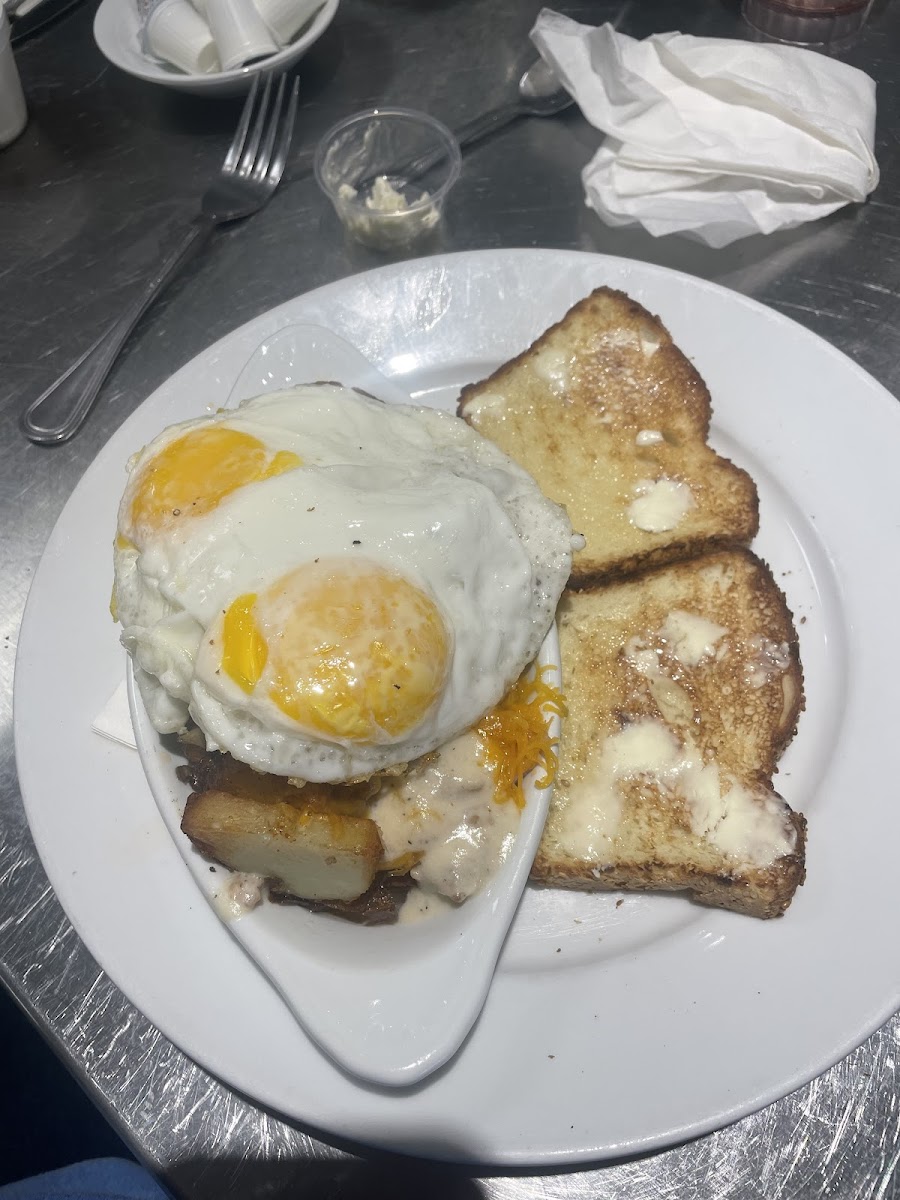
[384,58,573,188]
[453,57,574,153]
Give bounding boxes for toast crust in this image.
[458,287,759,586]
[534,812,807,920]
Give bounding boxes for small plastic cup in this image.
[314,107,461,252]
[741,0,874,46]
[203,0,278,69]
[252,0,323,47]
[143,0,219,74]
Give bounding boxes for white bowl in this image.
[94,0,338,96]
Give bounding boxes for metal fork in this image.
[22,73,300,446]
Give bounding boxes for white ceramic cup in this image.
[0,8,27,147]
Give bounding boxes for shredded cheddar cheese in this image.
[476,664,566,808]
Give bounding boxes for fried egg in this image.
[114,384,572,781]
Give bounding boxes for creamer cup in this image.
[143,0,220,74]
[204,0,279,69]
[251,0,323,46]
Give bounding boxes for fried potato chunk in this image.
[182,790,383,902]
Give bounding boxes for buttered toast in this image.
[458,288,759,587]
[532,550,806,918]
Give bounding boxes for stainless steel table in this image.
[3,0,900,1195]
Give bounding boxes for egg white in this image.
[115,385,572,781]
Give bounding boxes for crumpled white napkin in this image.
[531,9,879,247]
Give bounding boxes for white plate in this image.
[14,249,900,1165]
[94,0,338,96]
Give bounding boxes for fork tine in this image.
[238,74,273,177]
[263,77,299,189]
[251,74,287,184]
[222,75,260,175]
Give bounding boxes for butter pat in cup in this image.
[314,108,461,252]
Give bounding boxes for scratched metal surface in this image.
[2,0,900,1194]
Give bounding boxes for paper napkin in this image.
[531,9,879,247]
[92,680,137,749]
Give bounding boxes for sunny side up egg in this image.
[113,384,573,782]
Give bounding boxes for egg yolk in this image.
[128,427,300,541]
[221,593,268,693]
[220,561,451,742]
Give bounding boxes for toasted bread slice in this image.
[458,288,759,586]
[532,549,806,918]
